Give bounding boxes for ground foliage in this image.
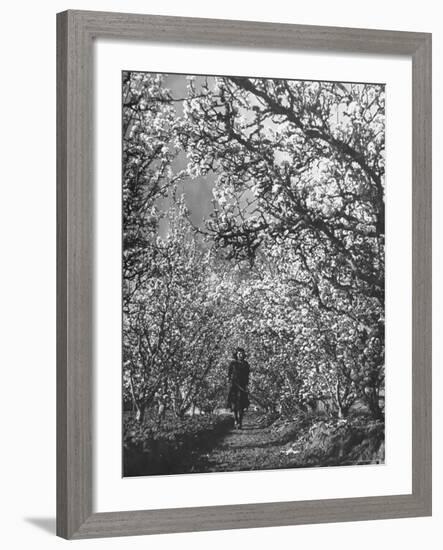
[123,412,384,476]
[123,413,234,476]
[193,412,384,473]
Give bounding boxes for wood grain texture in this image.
[56,10,432,539]
[57,11,94,539]
[56,12,68,537]
[72,493,427,539]
[68,9,428,54]
[411,35,432,511]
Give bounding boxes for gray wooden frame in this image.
[57,9,432,539]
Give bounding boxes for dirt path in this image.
[194,414,297,472]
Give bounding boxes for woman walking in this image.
[226,348,250,429]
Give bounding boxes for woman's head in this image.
[235,347,246,360]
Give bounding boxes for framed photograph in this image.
[57,10,432,539]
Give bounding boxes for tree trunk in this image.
[369,399,384,421]
[337,404,349,419]
[335,381,349,419]
[128,373,145,424]
[364,386,384,420]
[134,402,146,423]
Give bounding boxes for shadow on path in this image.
[193,414,290,473]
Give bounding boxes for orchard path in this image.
[194,413,300,472]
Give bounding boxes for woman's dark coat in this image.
[226,359,250,411]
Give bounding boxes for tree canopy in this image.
[122,72,385,423]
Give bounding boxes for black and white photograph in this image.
[0,0,437,545]
[122,71,386,477]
